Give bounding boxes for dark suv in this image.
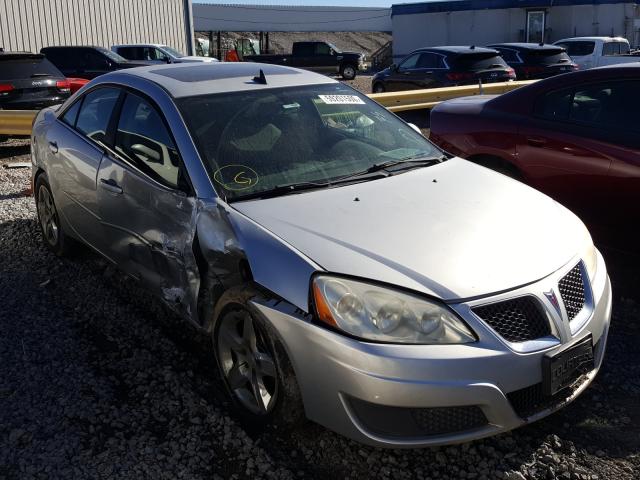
[0,52,70,110]
[487,43,578,79]
[372,46,515,93]
[40,46,149,80]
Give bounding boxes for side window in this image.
[535,87,573,120]
[114,93,181,188]
[496,48,520,63]
[151,48,169,61]
[316,43,331,55]
[295,44,314,56]
[398,53,420,71]
[602,42,618,56]
[417,53,444,69]
[84,51,109,70]
[61,100,82,127]
[75,87,121,144]
[571,81,639,131]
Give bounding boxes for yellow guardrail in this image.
[0,110,38,136]
[368,80,536,112]
[0,80,536,136]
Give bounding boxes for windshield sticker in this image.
[213,165,259,191]
[318,95,366,105]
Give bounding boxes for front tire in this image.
[35,174,74,256]
[214,304,305,428]
[340,64,357,80]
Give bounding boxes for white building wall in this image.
[392,3,640,60]
[0,0,194,55]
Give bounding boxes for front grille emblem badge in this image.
[544,290,562,317]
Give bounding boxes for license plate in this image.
[542,335,594,396]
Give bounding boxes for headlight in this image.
[312,275,476,344]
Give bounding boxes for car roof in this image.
[104,62,338,98]
[415,46,499,55]
[0,52,44,60]
[487,43,563,51]
[554,36,628,42]
[41,46,103,50]
[113,44,166,48]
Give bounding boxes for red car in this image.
[429,64,640,246]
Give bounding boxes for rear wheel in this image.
[35,174,75,256]
[214,304,305,428]
[340,64,357,80]
[372,82,386,93]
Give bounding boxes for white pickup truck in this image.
[553,36,640,70]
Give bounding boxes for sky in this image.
[198,0,411,6]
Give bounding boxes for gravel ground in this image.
[1,141,638,479]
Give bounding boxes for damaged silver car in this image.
[31,63,612,447]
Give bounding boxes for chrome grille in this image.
[472,297,551,343]
[558,264,585,322]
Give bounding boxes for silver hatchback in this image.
[31,63,611,447]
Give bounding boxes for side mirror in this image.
[390,63,398,71]
[164,57,171,64]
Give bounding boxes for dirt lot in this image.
[1,140,638,479]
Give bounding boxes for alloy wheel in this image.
[37,185,59,246]
[343,66,356,79]
[217,311,279,415]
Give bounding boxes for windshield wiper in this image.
[230,181,331,201]
[327,155,447,184]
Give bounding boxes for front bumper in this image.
[251,252,612,447]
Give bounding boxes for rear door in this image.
[96,90,198,316]
[517,80,638,226]
[46,86,121,253]
[0,55,69,110]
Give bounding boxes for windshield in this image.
[97,47,128,63]
[178,84,441,201]
[162,45,186,58]
[327,43,342,54]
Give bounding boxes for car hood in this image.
[232,158,590,302]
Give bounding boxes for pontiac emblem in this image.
[544,290,562,316]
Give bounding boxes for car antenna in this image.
[253,69,267,85]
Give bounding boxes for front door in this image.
[96,91,198,318]
[46,86,121,253]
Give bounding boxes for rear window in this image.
[524,49,572,65]
[602,42,630,56]
[556,41,595,56]
[0,56,63,80]
[451,53,508,71]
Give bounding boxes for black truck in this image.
[244,41,365,80]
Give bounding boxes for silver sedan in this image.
[31,62,611,447]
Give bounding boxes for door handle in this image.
[527,137,547,147]
[48,141,58,154]
[99,178,123,194]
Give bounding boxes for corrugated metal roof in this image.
[392,0,639,16]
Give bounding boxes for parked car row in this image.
[373,43,577,92]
